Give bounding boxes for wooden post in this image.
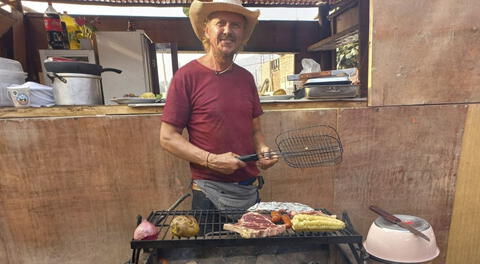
[319,4,333,70]
[358,0,369,97]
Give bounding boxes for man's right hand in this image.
[207,152,247,174]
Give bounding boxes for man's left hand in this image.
[256,147,279,170]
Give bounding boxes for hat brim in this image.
[189,1,260,46]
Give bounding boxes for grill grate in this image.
[131,209,362,250]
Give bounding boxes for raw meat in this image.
[223,212,286,239]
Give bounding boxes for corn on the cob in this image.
[292,214,345,232]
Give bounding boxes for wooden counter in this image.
[0,98,367,119]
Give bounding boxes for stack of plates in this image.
[110,98,157,104]
[259,95,294,101]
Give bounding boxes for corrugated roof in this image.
[24,0,325,7]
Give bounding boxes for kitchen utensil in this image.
[48,73,103,105]
[44,61,122,76]
[363,214,439,263]
[287,68,357,81]
[259,95,294,101]
[131,209,364,264]
[304,76,351,85]
[110,97,157,104]
[238,125,343,168]
[304,85,359,99]
[287,68,356,81]
[369,205,430,241]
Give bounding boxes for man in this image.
[160,0,278,212]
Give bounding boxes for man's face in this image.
[204,11,246,57]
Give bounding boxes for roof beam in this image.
[23,0,325,8]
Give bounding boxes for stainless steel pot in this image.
[48,73,102,105]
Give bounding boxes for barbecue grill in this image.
[130,209,366,264]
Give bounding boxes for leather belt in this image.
[192,176,264,191]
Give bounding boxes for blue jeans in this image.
[191,189,220,235]
[192,189,217,210]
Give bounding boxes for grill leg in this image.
[129,248,140,264]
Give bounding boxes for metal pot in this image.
[44,61,122,76]
[48,73,103,105]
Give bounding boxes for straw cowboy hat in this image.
[189,0,260,45]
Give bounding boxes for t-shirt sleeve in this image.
[250,75,263,118]
[161,71,192,129]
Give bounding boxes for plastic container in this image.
[363,215,439,263]
[7,82,55,107]
[0,57,24,71]
[0,69,28,106]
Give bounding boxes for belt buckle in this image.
[192,182,202,191]
[254,176,264,189]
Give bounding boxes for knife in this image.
[369,205,430,242]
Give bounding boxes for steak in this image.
[223,212,286,239]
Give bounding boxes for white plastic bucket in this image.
[0,70,28,106]
[7,82,55,108]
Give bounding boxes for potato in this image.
[170,215,199,237]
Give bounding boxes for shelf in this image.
[0,8,18,36]
[307,25,359,51]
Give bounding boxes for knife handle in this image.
[369,205,402,223]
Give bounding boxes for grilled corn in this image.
[292,214,345,232]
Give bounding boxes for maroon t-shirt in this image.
[161,60,263,182]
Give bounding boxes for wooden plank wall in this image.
[0,104,467,263]
[335,105,467,264]
[0,115,191,264]
[369,0,480,106]
[446,104,480,263]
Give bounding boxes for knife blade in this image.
[369,205,430,242]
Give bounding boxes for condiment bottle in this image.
[43,1,65,49]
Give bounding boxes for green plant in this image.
[336,42,359,69]
[74,16,100,39]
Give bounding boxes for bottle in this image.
[127,20,136,31]
[61,21,70,49]
[43,1,65,49]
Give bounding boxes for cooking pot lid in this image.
[374,215,430,231]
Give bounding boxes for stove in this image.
[129,209,365,264]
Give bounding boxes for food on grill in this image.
[133,220,159,240]
[170,215,199,237]
[291,214,345,232]
[271,211,282,223]
[290,210,334,217]
[223,212,286,239]
[248,202,315,214]
[281,214,292,229]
